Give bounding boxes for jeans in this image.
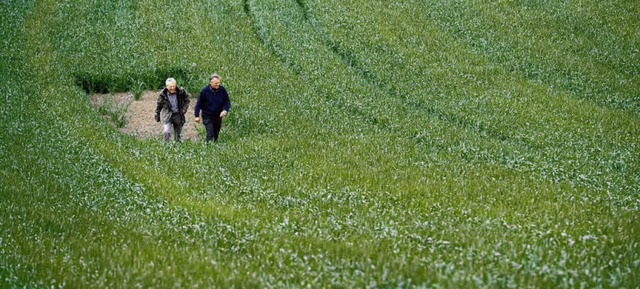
[164,113,184,142]
[202,114,222,142]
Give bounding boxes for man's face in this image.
[210,78,220,89]
[167,83,177,93]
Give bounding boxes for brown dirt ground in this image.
[88,90,200,141]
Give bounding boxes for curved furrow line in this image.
[296,0,516,143]
[244,0,639,195]
[242,0,303,75]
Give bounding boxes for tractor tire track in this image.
[243,0,303,75]
[293,0,516,144]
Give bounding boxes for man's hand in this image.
[154,114,160,122]
[220,111,228,118]
[194,117,201,123]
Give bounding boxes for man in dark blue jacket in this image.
[194,73,231,142]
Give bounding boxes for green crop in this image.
[1,0,638,288]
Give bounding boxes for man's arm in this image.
[218,88,230,118]
[194,90,203,123]
[154,95,163,122]
[222,88,231,113]
[181,88,191,114]
[194,90,203,117]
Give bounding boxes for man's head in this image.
[166,78,177,93]
[209,74,221,89]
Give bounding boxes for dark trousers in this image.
[164,113,184,142]
[203,114,222,142]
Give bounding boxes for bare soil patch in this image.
[88,90,200,141]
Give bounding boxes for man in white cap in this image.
[155,78,191,142]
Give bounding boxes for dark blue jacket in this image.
[194,85,231,117]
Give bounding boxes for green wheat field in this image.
[1,0,638,288]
